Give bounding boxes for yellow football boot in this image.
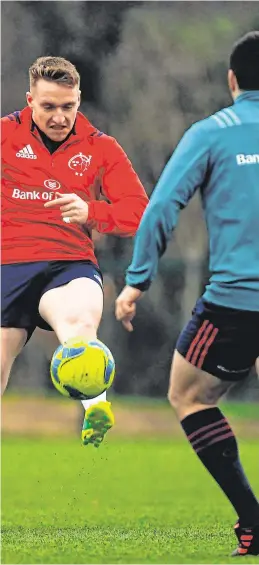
[81,401,114,447]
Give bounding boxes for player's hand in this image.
[44,192,89,225]
[115,285,143,332]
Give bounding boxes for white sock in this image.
[81,391,107,410]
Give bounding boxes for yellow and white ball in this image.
[50,337,115,400]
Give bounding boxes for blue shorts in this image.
[176,297,259,381]
[1,260,103,341]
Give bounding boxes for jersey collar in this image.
[234,90,259,104]
[20,107,98,139]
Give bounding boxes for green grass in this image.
[1,435,259,564]
[113,396,259,419]
[220,402,259,421]
[5,390,259,421]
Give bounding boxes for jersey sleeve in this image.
[87,137,149,236]
[125,123,210,290]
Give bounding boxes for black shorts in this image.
[176,297,259,381]
[1,260,103,341]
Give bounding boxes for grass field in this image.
[2,429,259,564]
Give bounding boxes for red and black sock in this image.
[181,407,259,527]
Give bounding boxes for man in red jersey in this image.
[1,56,148,446]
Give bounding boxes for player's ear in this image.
[26,91,33,108]
[228,69,238,96]
[78,90,81,107]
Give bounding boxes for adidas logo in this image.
[16,145,37,159]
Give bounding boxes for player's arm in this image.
[125,124,210,290]
[116,123,210,329]
[86,137,149,236]
[1,114,19,144]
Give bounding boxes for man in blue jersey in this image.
[115,31,259,556]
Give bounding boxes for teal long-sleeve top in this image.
[126,91,259,311]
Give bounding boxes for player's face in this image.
[26,79,81,141]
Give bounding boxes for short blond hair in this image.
[29,56,80,88]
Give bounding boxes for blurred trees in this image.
[2,1,135,114]
[2,1,259,398]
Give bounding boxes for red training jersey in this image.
[1,107,148,265]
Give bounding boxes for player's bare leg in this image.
[1,328,27,394]
[168,351,259,556]
[39,278,103,343]
[39,277,114,446]
[168,350,231,420]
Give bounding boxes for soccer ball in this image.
[50,337,115,400]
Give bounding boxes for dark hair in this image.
[229,31,259,90]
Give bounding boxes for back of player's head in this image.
[229,31,259,90]
[29,56,80,89]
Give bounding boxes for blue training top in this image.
[126,91,259,311]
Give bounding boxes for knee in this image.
[1,329,26,394]
[168,379,217,411]
[167,356,193,412]
[56,317,98,344]
[167,383,188,412]
[66,317,96,334]
[1,359,11,395]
